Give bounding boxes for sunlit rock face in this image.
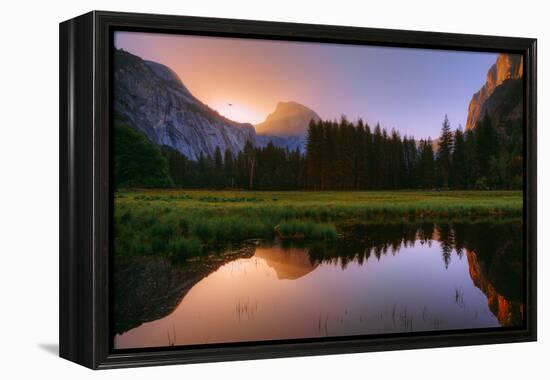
[466,250,523,326]
[255,101,320,152]
[465,54,523,131]
[255,101,321,136]
[113,49,255,160]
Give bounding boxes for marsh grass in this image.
[276,220,337,241]
[114,189,522,260]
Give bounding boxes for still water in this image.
[114,222,523,349]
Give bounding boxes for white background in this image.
[0,0,547,378]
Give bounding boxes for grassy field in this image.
[114,189,522,260]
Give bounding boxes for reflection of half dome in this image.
[254,246,319,280]
[466,250,523,326]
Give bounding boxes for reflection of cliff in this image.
[255,246,318,280]
[113,245,255,334]
[466,250,523,326]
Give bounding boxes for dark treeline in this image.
[304,115,522,190]
[160,114,522,191]
[161,141,304,190]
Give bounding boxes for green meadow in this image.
[114,189,522,261]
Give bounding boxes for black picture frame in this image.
[59,10,537,369]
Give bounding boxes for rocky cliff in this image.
[255,101,320,136]
[465,54,523,131]
[113,49,255,160]
[255,101,320,152]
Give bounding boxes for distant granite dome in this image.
[465,54,523,131]
[255,101,321,136]
[113,49,255,160]
[254,101,320,152]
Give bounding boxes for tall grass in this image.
[113,189,522,260]
[276,220,337,241]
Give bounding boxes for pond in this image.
[114,222,523,349]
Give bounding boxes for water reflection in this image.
[114,221,523,349]
[255,246,319,280]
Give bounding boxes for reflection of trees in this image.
[301,222,521,282]
[283,220,524,327]
[453,223,466,259]
[418,222,435,244]
[305,223,423,266]
[437,223,454,269]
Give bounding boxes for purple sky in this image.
[115,31,498,139]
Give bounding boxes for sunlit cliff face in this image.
[466,250,523,326]
[465,53,523,131]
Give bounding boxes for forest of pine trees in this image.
[157,114,522,191]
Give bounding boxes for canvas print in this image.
[111,31,524,350]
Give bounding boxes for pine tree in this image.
[475,114,499,187]
[214,146,223,188]
[243,140,256,190]
[363,123,373,189]
[388,129,404,189]
[224,149,234,188]
[418,139,435,189]
[324,121,338,189]
[464,129,480,189]
[305,119,322,190]
[371,124,384,189]
[437,115,454,189]
[355,120,367,189]
[451,127,467,189]
[161,145,192,187]
[402,136,418,189]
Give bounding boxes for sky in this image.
[114,31,498,139]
